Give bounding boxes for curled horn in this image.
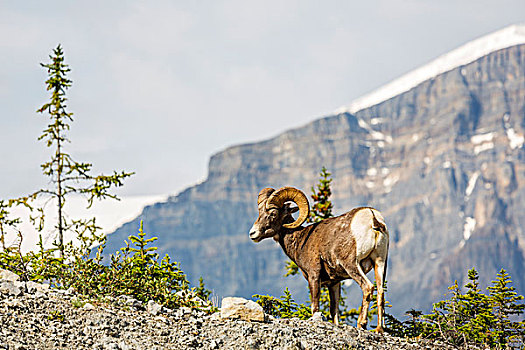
[266,187,310,229]
[257,188,275,207]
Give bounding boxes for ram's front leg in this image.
[308,275,321,316]
[328,282,341,325]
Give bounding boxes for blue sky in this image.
[2,1,525,199]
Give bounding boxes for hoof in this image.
[375,326,384,333]
[357,323,367,330]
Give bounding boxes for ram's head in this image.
[248,187,310,242]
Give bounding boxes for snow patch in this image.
[471,132,495,145]
[474,142,494,155]
[506,128,524,149]
[367,168,378,176]
[336,24,525,115]
[357,118,392,144]
[463,217,476,241]
[370,118,383,125]
[371,131,386,141]
[466,172,479,196]
[357,118,370,130]
[383,174,399,188]
[4,195,167,253]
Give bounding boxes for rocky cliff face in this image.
[106,44,525,317]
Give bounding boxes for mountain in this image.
[105,25,525,317]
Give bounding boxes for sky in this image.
[2,0,525,203]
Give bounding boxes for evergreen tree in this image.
[34,45,134,256]
[487,269,525,347]
[390,268,525,348]
[307,166,333,223]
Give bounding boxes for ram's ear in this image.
[283,203,299,215]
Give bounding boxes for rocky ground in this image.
[1,269,461,350]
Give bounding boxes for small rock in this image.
[0,268,20,282]
[284,341,303,350]
[176,289,207,307]
[309,311,327,323]
[180,306,192,315]
[34,291,47,299]
[147,300,162,315]
[0,281,23,296]
[118,295,142,308]
[4,298,24,308]
[220,297,265,322]
[154,315,167,323]
[25,281,49,294]
[117,342,130,350]
[209,312,222,321]
[104,343,119,350]
[83,303,96,310]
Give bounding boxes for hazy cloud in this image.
[1,1,524,199]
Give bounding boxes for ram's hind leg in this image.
[374,257,387,333]
[341,260,374,330]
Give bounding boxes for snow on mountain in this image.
[336,24,525,115]
[5,195,167,253]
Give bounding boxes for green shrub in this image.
[0,221,216,313]
[386,268,525,349]
[253,288,311,319]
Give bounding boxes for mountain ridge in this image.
[338,23,525,114]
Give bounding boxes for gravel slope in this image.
[0,276,463,350]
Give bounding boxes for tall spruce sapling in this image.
[307,166,333,223]
[34,45,134,256]
[1,46,215,313]
[487,269,525,347]
[285,167,334,276]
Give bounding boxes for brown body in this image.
[249,187,389,332]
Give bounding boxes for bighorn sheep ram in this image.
[249,187,389,332]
